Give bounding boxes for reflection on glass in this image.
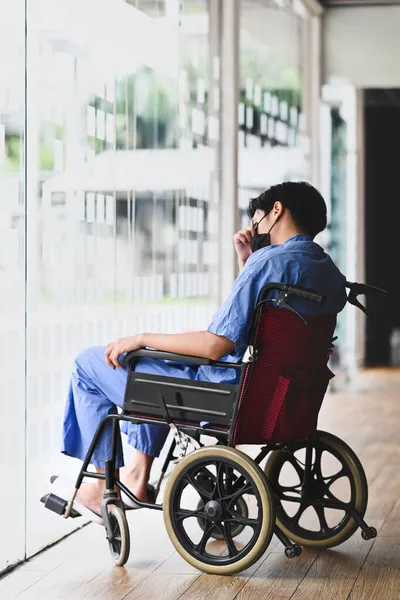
[239,0,307,227]
[25,0,218,556]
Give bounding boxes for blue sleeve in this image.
[207,267,260,357]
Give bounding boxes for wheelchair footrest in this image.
[40,493,81,518]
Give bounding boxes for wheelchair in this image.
[41,281,386,575]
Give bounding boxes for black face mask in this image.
[250,218,279,253]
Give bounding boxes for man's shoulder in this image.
[246,240,325,268]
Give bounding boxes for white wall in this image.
[324,6,400,87]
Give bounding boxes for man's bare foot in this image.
[75,482,104,516]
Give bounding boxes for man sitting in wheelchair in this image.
[44,181,383,573]
[61,181,345,513]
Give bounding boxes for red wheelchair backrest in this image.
[233,305,336,445]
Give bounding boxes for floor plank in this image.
[177,574,250,600]
[177,547,280,600]
[123,573,198,600]
[379,497,400,538]
[348,537,400,600]
[67,566,156,600]
[15,551,112,600]
[19,525,97,573]
[289,535,375,600]
[0,569,48,599]
[235,548,318,600]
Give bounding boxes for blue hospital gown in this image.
[61,234,347,466]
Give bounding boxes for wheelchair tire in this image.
[163,446,275,575]
[264,430,368,549]
[106,505,130,566]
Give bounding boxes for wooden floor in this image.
[1,369,400,600]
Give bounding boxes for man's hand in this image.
[105,335,144,369]
[234,225,254,269]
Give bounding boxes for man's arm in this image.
[105,331,234,368]
[139,331,234,361]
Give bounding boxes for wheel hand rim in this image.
[171,456,263,565]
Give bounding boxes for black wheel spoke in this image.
[185,472,213,500]
[279,483,302,493]
[225,512,258,530]
[222,482,252,504]
[214,462,225,499]
[224,466,235,497]
[323,487,350,508]
[315,504,329,533]
[272,481,302,503]
[322,464,351,505]
[280,493,302,503]
[286,452,306,482]
[195,525,214,554]
[176,507,205,522]
[323,468,346,487]
[223,522,239,557]
[111,519,119,537]
[290,501,308,526]
[312,445,323,480]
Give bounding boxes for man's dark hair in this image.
[247,181,327,239]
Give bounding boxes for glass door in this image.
[25,0,219,557]
[0,0,26,571]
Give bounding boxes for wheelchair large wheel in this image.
[106,505,130,566]
[264,430,368,549]
[163,446,275,575]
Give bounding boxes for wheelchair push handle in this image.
[288,287,323,304]
[345,281,387,317]
[259,282,324,305]
[345,281,387,299]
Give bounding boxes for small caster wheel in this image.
[106,505,130,566]
[361,527,377,541]
[285,546,297,559]
[293,544,302,557]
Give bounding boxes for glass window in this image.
[25,0,219,556]
[0,0,26,570]
[239,0,307,227]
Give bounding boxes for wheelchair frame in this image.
[42,280,386,572]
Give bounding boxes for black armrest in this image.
[124,348,242,370]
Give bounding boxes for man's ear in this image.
[273,201,284,218]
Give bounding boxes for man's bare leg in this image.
[120,449,155,502]
[75,449,154,514]
[75,467,109,516]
